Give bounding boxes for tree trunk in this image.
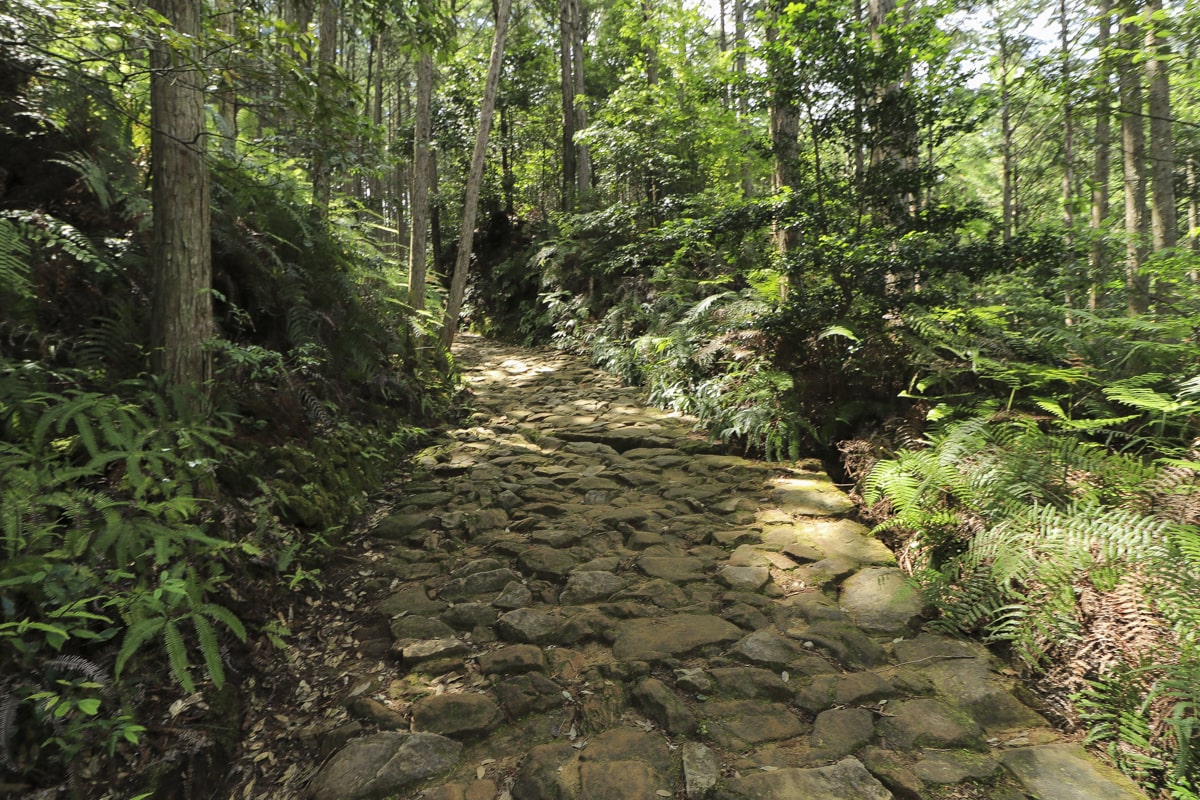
[215,0,238,143]
[1000,28,1016,243]
[1090,0,1112,310]
[572,0,592,207]
[150,0,212,392]
[408,50,435,311]
[1189,156,1199,255]
[312,0,340,213]
[735,0,753,198]
[1060,0,1074,231]
[1118,6,1151,314]
[441,0,513,347]
[1145,0,1176,251]
[559,0,577,211]
[766,0,800,257]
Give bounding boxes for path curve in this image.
[227,335,1145,800]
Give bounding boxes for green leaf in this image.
[115,617,164,678]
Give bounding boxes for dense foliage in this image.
[0,8,455,793]
[5,0,1200,793]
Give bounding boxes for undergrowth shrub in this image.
[862,338,1200,796]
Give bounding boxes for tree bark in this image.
[1145,0,1176,251]
[441,0,513,347]
[559,0,577,211]
[408,50,434,311]
[572,0,592,207]
[735,0,753,198]
[150,0,212,392]
[1118,6,1151,314]
[999,27,1016,243]
[312,0,339,213]
[766,0,800,257]
[1060,0,1074,230]
[1090,0,1112,310]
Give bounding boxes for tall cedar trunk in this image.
[1091,0,1112,310]
[313,0,339,213]
[867,0,916,222]
[408,50,434,311]
[1060,0,1074,230]
[430,150,444,273]
[215,0,238,141]
[1000,28,1016,243]
[1145,0,1176,251]
[766,0,800,258]
[441,0,512,347]
[559,0,577,211]
[1118,7,1151,314]
[1190,157,1199,255]
[572,0,592,207]
[150,0,212,392]
[735,0,753,198]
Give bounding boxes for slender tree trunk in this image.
[441,0,512,347]
[408,50,434,311]
[1145,0,1176,251]
[215,0,238,143]
[766,0,800,258]
[1118,5,1151,314]
[572,0,592,207]
[559,0,577,211]
[1091,0,1112,310]
[1000,28,1016,243]
[313,0,339,213]
[150,0,212,392]
[431,150,444,274]
[735,0,753,198]
[1060,0,1074,230]
[1189,156,1199,255]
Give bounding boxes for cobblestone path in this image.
[230,335,1145,800]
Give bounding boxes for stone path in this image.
[255,336,1147,800]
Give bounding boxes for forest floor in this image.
[220,335,1147,800]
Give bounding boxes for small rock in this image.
[378,586,448,618]
[497,608,562,644]
[839,567,927,635]
[859,746,925,800]
[308,732,461,800]
[492,581,534,609]
[718,565,771,592]
[638,555,707,583]
[441,603,499,630]
[914,751,999,784]
[674,667,712,694]
[682,742,721,799]
[633,677,698,735]
[875,698,985,752]
[708,667,792,701]
[724,757,891,800]
[700,700,806,749]
[478,644,546,675]
[494,672,563,718]
[441,568,523,601]
[810,707,875,759]
[612,614,742,662]
[400,637,469,665]
[390,615,455,641]
[517,546,579,580]
[346,697,407,729]
[411,693,502,739]
[561,571,627,604]
[729,630,804,669]
[999,743,1147,800]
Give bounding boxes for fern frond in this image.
[163,619,194,693]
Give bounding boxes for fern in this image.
[0,217,34,300]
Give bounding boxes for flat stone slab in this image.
[769,476,856,516]
[560,571,627,604]
[790,519,896,566]
[611,614,742,661]
[700,700,805,749]
[637,555,707,583]
[838,567,926,635]
[309,732,462,800]
[724,757,893,800]
[411,693,502,738]
[876,698,985,752]
[1000,744,1147,800]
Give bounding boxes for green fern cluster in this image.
[0,366,248,776]
[864,399,1200,794]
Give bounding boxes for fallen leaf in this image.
[656,791,673,797]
